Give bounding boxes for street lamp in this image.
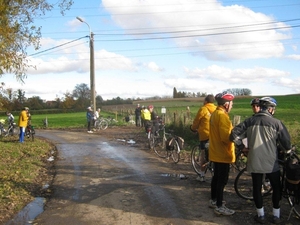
[76,16,96,112]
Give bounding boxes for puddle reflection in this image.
[6,197,45,225]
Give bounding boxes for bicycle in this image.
[25,124,35,141]
[94,117,109,130]
[152,125,184,164]
[234,147,300,219]
[4,121,18,137]
[191,143,247,177]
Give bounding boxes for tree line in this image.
[172,87,252,98]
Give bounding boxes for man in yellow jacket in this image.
[18,107,30,143]
[190,94,216,181]
[209,92,235,216]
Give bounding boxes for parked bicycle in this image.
[191,143,247,178]
[25,124,35,141]
[0,119,18,137]
[5,121,18,137]
[94,117,109,130]
[234,147,300,219]
[152,125,184,164]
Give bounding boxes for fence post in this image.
[233,115,241,126]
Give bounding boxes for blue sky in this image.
[2,0,300,100]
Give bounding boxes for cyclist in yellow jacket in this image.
[209,92,235,216]
[190,94,216,181]
[142,106,151,132]
[18,107,30,143]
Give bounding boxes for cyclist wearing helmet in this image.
[209,91,235,216]
[250,98,260,114]
[230,97,291,224]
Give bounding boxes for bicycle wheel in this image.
[234,167,253,200]
[234,168,272,200]
[99,120,108,130]
[191,145,204,175]
[153,135,167,158]
[170,140,180,163]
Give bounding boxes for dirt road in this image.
[31,128,298,225]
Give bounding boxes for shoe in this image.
[272,216,281,224]
[87,131,93,133]
[214,205,235,216]
[196,176,205,182]
[208,199,226,209]
[254,215,266,224]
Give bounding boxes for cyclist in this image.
[142,105,151,133]
[93,108,101,127]
[230,97,292,224]
[86,106,94,133]
[18,107,30,143]
[135,104,142,127]
[190,94,216,182]
[209,91,235,216]
[148,105,159,136]
[6,111,14,123]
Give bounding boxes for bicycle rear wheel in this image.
[170,140,180,163]
[153,136,167,158]
[191,145,205,175]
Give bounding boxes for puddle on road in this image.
[6,197,45,225]
[160,173,188,179]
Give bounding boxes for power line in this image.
[29,36,88,56]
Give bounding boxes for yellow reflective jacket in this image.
[142,109,151,121]
[191,103,216,141]
[209,106,235,163]
[18,110,29,128]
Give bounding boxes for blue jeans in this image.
[19,127,25,142]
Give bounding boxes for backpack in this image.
[285,156,300,198]
[166,137,176,151]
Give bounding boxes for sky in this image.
[1,0,300,101]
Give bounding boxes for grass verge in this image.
[0,135,55,223]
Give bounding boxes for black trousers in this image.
[211,162,230,207]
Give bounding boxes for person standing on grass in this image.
[209,91,235,216]
[230,97,291,224]
[190,94,216,182]
[86,107,94,133]
[18,107,30,143]
[135,104,142,127]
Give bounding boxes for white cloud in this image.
[145,62,164,72]
[102,0,291,61]
[286,54,300,60]
[185,65,290,84]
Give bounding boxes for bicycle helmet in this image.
[259,97,277,108]
[148,105,154,109]
[250,98,260,106]
[215,91,234,104]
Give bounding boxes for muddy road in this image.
[32,128,299,225]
